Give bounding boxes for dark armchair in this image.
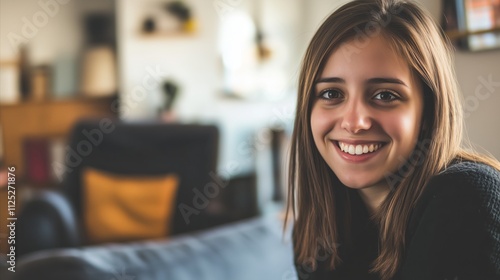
[17,119,220,257]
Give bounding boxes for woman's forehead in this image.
[319,36,412,83]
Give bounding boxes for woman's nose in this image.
[340,99,372,134]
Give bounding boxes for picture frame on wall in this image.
[442,0,500,51]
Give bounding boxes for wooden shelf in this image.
[446,26,500,40]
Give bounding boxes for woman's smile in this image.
[332,140,387,163]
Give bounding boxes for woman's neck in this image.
[357,183,390,215]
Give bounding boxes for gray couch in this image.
[4,215,297,280]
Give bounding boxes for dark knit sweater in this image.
[294,161,500,280]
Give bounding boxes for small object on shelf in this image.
[80,46,117,97]
[19,45,31,101]
[165,0,195,33]
[163,80,179,111]
[81,13,117,97]
[49,138,66,182]
[160,79,180,122]
[85,13,115,46]
[31,65,50,102]
[140,1,196,36]
[0,125,4,165]
[142,17,156,33]
[23,138,51,186]
[0,60,20,104]
[165,1,190,22]
[52,55,78,99]
[0,169,7,189]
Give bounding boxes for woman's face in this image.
[310,35,424,190]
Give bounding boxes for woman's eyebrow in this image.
[315,77,408,88]
[367,77,408,87]
[315,77,345,84]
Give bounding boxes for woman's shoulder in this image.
[408,160,500,242]
[415,161,500,221]
[438,160,500,179]
[426,160,500,198]
[401,161,500,278]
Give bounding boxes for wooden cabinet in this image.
[0,96,117,179]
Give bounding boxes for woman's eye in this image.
[319,89,343,100]
[373,90,399,102]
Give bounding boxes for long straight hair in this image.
[285,0,500,279]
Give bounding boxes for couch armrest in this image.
[17,189,80,257]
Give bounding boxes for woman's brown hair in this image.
[285,0,500,279]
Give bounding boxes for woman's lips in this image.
[332,140,386,163]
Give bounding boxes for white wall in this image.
[301,0,350,43]
[0,0,82,64]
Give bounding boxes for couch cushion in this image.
[83,168,179,244]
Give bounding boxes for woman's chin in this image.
[337,175,385,190]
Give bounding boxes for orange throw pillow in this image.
[82,168,179,244]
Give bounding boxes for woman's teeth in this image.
[338,142,382,155]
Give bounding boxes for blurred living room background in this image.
[0,0,499,279]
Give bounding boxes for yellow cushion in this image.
[82,168,179,244]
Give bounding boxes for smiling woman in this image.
[285,0,500,280]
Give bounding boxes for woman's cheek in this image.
[311,107,335,136]
[382,112,421,156]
